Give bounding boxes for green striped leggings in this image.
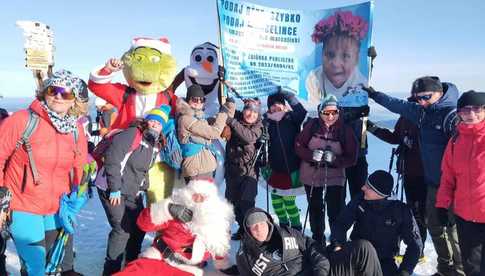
[271,193,301,228]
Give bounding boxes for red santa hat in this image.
[131,37,171,55]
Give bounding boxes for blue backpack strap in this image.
[16,109,41,184]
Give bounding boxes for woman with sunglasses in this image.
[177,84,235,183]
[295,94,358,245]
[0,70,88,276]
[436,90,485,276]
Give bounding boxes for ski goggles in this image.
[45,86,76,100]
[321,110,339,116]
[458,105,485,114]
[413,94,433,102]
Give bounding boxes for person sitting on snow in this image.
[114,177,237,276]
[237,207,383,276]
[331,170,422,276]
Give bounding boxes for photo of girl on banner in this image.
[306,10,369,103]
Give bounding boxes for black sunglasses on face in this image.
[413,94,433,101]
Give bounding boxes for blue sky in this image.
[1,0,484,98]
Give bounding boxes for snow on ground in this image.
[5,135,439,276]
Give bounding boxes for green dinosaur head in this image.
[121,47,176,94]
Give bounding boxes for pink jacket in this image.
[436,120,485,223]
[0,100,87,215]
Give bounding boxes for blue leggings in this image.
[10,211,61,276]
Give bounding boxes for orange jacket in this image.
[0,100,87,215]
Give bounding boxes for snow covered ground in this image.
[4,135,440,275]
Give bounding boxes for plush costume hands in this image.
[58,189,89,234]
[168,203,193,223]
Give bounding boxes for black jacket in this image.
[331,196,422,274]
[103,126,157,197]
[225,111,263,179]
[237,208,330,276]
[267,102,307,173]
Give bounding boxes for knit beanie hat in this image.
[243,98,261,113]
[145,105,171,128]
[186,84,205,100]
[245,210,274,241]
[411,76,443,95]
[43,69,89,102]
[457,90,485,109]
[267,93,285,108]
[367,170,394,197]
[318,94,338,113]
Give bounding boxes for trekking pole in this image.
[303,149,325,234]
[388,148,396,174]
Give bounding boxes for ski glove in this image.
[58,190,89,234]
[168,203,193,223]
[279,87,299,105]
[436,207,449,227]
[362,86,377,96]
[109,191,121,201]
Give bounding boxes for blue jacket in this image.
[331,196,422,274]
[370,83,459,186]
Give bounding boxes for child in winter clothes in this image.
[264,88,307,230]
[295,94,358,244]
[97,106,170,275]
[306,10,369,103]
[436,91,485,276]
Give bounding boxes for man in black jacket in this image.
[224,98,263,240]
[331,170,422,276]
[237,208,383,276]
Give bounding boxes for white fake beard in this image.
[171,185,235,257]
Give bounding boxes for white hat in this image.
[131,37,171,55]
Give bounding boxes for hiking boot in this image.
[219,265,239,275]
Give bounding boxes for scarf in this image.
[40,101,78,134]
[266,111,287,122]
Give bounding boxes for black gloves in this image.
[367,120,378,133]
[278,86,299,105]
[168,203,193,223]
[362,86,377,96]
[225,97,235,104]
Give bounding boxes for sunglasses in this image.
[458,106,485,114]
[189,97,205,103]
[321,110,339,116]
[413,94,433,101]
[45,86,76,100]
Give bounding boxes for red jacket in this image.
[436,120,485,223]
[88,67,177,130]
[0,100,87,215]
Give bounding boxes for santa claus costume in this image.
[114,178,234,276]
[88,37,177,130]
